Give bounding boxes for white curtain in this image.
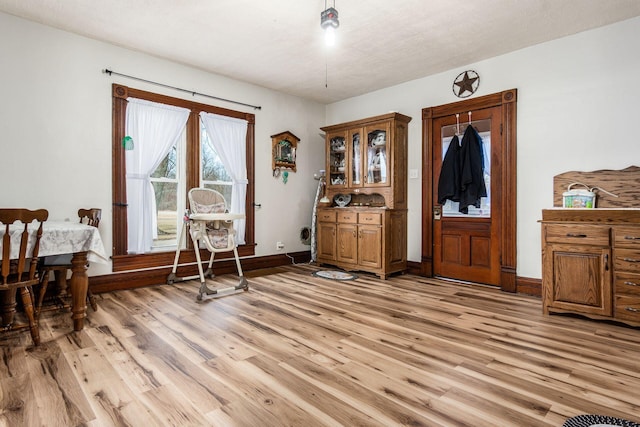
[199,112,248,244]
[125,98,190,254]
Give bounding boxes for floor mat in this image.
[312,270,358,281]
[563,414,640,427]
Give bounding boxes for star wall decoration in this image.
[453,70,480,98]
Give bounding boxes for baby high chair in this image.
[167,188,248,301]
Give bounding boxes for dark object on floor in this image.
[563,414,640,427]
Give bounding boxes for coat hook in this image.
[456,113,460,135]
[468,111,472,124]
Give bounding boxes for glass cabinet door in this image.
[349,129,362,187]
[365,124,390,185]
[327,131,347,189]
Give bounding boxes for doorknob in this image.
[433,205,442,220]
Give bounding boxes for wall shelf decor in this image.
[271,131,299,174]
[452,70,480,98]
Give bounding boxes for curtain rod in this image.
[103,68,262,110]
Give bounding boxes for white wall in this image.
[326,16,640,280]
[4,11,639,281]
[0,12,326,276]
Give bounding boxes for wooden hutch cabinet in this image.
[541,166,640,326]
[318,112,411,279]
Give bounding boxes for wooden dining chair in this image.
[0,208,49,346]
[36,208,101,317]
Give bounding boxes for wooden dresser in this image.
[541,166,640,326]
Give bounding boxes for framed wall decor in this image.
[452,70,480,98]
[271,131,299,173]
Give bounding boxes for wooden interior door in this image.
[422,90,518,292]
[432,107,501,285]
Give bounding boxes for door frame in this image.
[421,89,518,292]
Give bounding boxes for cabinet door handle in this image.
[625,307,640,313]
[353,230,357,238]
[566,233,587,238]
[623,257,640,263]
[624,236,640,240]
[605,253,609,271]
[624,281,640,286]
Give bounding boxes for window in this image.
[111,84,255,271]
[200,121,232,204]
[150,136,185,250]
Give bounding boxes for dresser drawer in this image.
[614,295,640,322]
[614,248,640,273]
[613,226,640,249]
[614,272,640,296]
[543,224,609,246]
[358,212,382,225]
[318,210,336,222]
[338,211,357,223]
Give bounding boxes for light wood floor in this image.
[2,264,640,427]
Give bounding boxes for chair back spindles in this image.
[0,208,48,285]
[0,208,48,346]
[78,208,101,228]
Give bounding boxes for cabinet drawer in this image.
[337,211,357,223]
[358,212,382,225]
[614,272,640,296]
[614,248,640,273]
[614,295,640,322]
[318,211,336,222]
[613,226,640,249]
[544,224,609,245]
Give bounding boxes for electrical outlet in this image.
[276,241,285,250]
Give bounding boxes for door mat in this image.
[312,270,358,281]
[563,414,640,427]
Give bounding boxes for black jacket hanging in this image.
[458,125,487,214]
[437,134,461,205]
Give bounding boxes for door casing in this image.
[421,89,518,292]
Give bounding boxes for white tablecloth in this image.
[1,221,108,264]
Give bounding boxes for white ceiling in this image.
[2,0,640,104]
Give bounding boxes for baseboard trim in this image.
[406,260,540,296]
[515,276,542,296]
[89,255,541,298]
[89,251,311,293]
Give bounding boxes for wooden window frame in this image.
[111,84,256,272]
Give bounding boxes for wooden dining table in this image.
[0,221,108,331]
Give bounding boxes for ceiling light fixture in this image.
[320,1,339,46]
